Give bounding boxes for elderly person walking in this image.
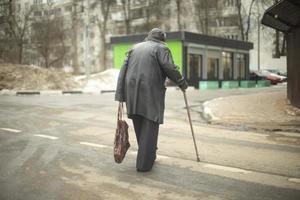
[115,28,188,172]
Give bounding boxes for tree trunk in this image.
[122,0,131,34]
[176,0,182,31]
[280,33,286,56]
[125,19,130,34]
[236,0,245,40]
[97,0,112,71]
[204,0,208,34]
[18,42,23,64]
[71,2,80,74]
[45,52,49,68]
[245,0,256,41]
[274,30,280,57]
[100,33,107,71]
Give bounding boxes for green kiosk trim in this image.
[113,40,183,73]
[257,80,271,87]
[221,81,239,89]
[199,81,219,89]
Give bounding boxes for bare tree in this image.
[193,0,209,34]
[0,0,33,64]
[32,13,66,68]
[94,0,114,71]
[70,0,82,74]
[272,0,286,57]
[236,0,256,41]
[259,0,286,57]
[175,0,183,31]
[121,0,131,34]
[142,0,170,32]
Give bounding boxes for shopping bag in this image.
[114,103,130,163]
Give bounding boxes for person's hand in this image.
[180,80,188,91]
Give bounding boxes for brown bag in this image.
[114,103,130,163]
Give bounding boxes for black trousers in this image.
[131,115,159,171]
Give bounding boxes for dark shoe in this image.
[137,168,151,172]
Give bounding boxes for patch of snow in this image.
[202,98,223,121]
[80,69,120,93]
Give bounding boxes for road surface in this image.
[0,86,299,200]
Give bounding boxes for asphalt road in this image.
[0,86,299,200]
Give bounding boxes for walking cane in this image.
[183,90,200,162]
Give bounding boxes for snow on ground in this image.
[0,64,120,92]
[79,69,120,93]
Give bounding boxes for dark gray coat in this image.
[115,37,187,124]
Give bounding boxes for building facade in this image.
[3,0,244,73]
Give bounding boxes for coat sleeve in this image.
[115,50,131,102]
[157,46,188,90]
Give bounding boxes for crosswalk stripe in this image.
[0,128,22,133]
[33,134,58,140]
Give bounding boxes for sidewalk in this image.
[203,90,300,133]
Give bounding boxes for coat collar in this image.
[145,36,166,45]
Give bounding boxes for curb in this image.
[16,91,40,95]
[0,90,118,96]
[100,90,116,94]
[62,90,83,94]
[40,90,63,95]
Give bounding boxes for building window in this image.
[34,0,43,4]
[131,8,144,20]
[200,0,218,8]
[225,0,236,7]
[65,5,72,12]
[25,3,29,10]
[188,53,202,80]
[55,8,61,15]
[236,53,246,79]
[222,52,233,80]
[90,31,95,39]
[49,9,55,15]
[207,58,219,80]
[17,4,21,12]
[34,11,42,16]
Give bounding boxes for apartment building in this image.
[5,0,244,73]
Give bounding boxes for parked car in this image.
[250,70,287,85]
[265,69,286,77]
[261,70,287,83]
[250,70,266,81]
[265,69,280,74]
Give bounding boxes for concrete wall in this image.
[287,27,300,108]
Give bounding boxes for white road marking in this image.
[33,134,58,140]
[203,163,252,174]
[79,142,108,148]
[288,178,300,183]
[0,128,22,133]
